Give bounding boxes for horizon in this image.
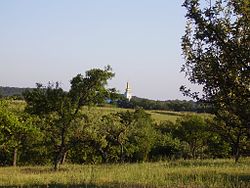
[0,85,196,102]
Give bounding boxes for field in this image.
[86,106,196,123]
[0,158,249,187]
[6,100,187,123]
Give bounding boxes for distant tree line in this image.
[0,87,213,113]
[0,86,32,99]
[116,97,213,113]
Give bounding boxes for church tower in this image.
[124,82,132,101]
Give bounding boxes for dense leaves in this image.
[23,66,115,170]
[181,0,250,161]
[0,98,243,167]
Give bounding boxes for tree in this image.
[23,66,116,170]
[100,113,130,163]
[98,109,156,163]
[151,121,181,160]
[181,0,250,161]
[176,115,209,159]
[0,100,39,166]
[127,109,156,162]
[68,110,108,164]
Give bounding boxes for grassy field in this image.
[5,100,203,123]
[90,106,194,123]
[148,110,184,122]
[0,158,249,188]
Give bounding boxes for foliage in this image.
[181,0,250,162]
[23,66,115,170]
[175,115,210,159]
[125,109,157,162]
[0,97,239,166]
[0,96,242,167]
[68,109,156,164]
[151,121,181,160]
[0,100,41,166]
[0,86,32,98]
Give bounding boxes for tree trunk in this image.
[120,144,124,163]
[234,144,240,163]
[13,148,17,167]
[60,151,67,165]
[54,153,63,171]
[54,159,60,171]
[54,123,67,171]
[54,148,66,171]
[234,130,241,163]
[98,148,107,163]
[191,145,196,159]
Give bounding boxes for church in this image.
[124,82,132,101]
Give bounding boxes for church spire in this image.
[124,82,132,101]
[126,82,130,90]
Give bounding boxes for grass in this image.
[91,107,190,123]
[0,158,249,187]
[148,110,183,122]
[5,100,203,123]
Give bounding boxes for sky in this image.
[0,0,199,100]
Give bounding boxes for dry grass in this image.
[0,158,249,187]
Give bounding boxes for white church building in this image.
[124,82,132,101]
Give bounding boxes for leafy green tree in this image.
[176,115,209,159]
[127,109,156,162]
[0,100,39,166]
[181,0,250,161]
[0,101,19,166]
[209,112,249,160]
[68,110,107,164]
[97,109,156,163]
[23,66,115,170]
[151,121,181,160]
[100,114,128,162]
[16,114,46,165]
[205,119,232,158]
[100,110,138,163]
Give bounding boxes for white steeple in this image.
[124,82,132,101]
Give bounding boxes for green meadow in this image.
[86,106,194,123]
[0,158,249,187]
[6,100,205,123]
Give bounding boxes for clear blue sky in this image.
[0,0,197,100]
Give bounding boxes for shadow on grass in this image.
[0,184,111,188]
[222,174,250,186]
[0,183,157,188]
[169,160,226,167]
[168,159,250,168]
[20,167,69,174]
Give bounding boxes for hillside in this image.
[0,86,32,97]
